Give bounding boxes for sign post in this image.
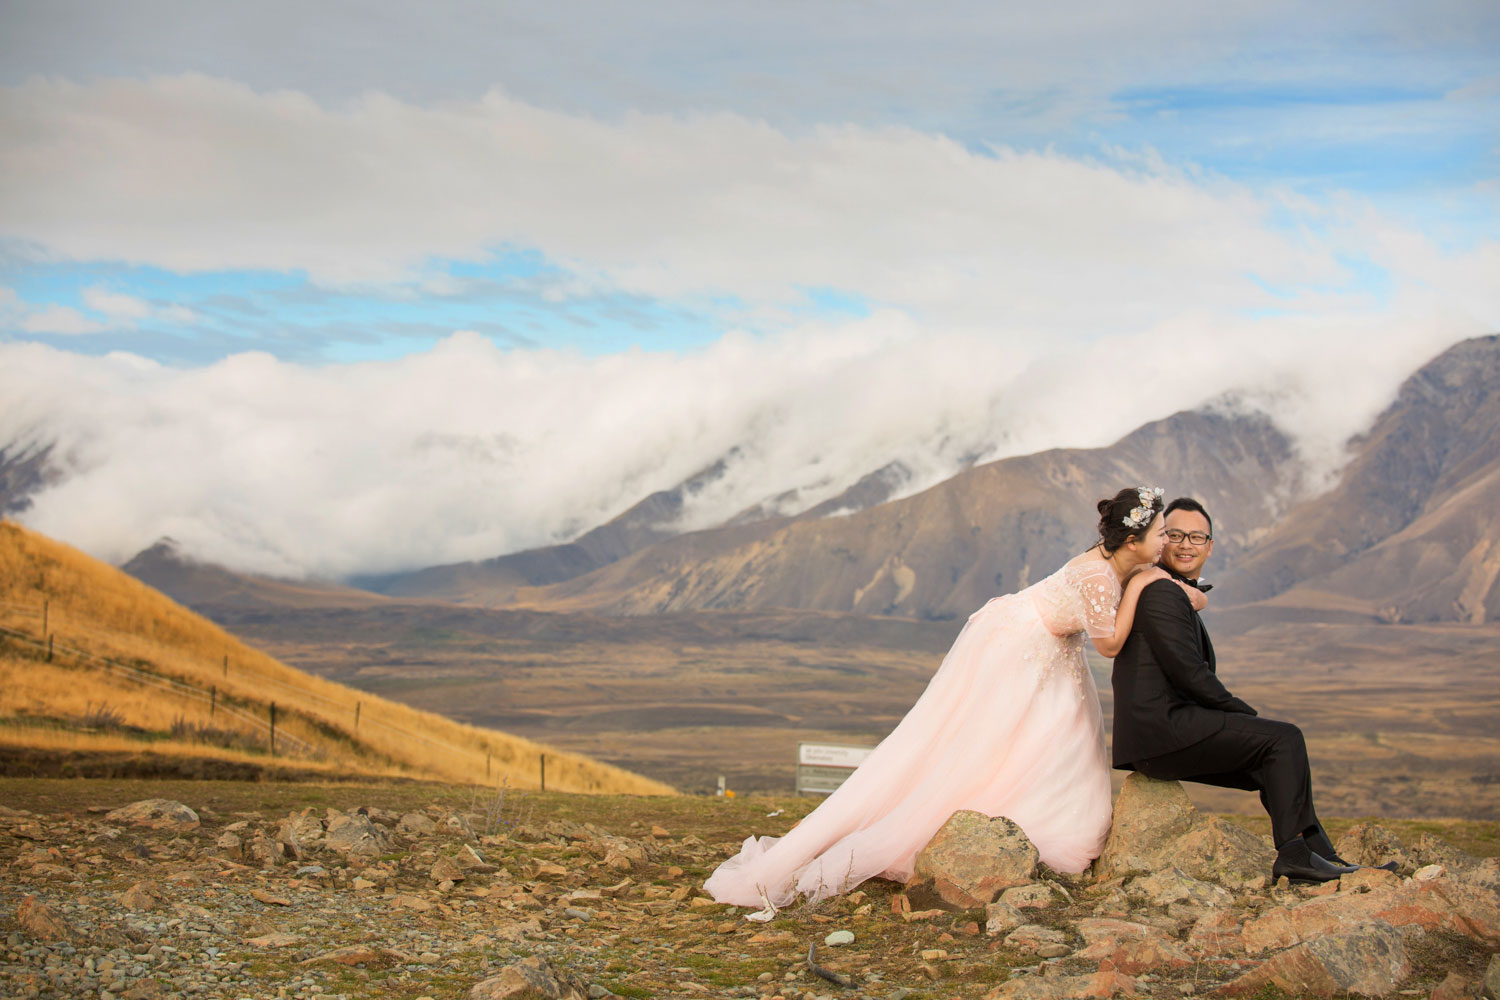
[796,742,875,795]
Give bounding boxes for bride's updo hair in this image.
[1096,487,1164,553]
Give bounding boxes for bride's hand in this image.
[1126,566,1170,590]
[1176,580,1208,611]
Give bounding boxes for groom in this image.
[1110,497,1357,884]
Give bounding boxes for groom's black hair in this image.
[1164,497,1213,536]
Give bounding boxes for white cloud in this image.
[0,285,200,336]
[0,74,1358,339]
[81,286,154,323]
[0,313,1479,580]
[19,303,106,335]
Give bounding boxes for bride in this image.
[705,486,1200,908]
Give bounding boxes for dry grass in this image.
[0,720,387,773]
[0,520,674,796]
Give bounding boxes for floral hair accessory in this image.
[1122,486,1164,529]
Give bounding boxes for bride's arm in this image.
[1090,567,1170,658]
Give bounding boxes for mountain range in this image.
[5,335,1500,629]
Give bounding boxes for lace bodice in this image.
[1028,560,1122,639]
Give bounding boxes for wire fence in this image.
[0,593,571,788]
[0,613,315,757]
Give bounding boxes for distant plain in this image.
[214,599,1500,819]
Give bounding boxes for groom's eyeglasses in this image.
[1166,530,1212,545]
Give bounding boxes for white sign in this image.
[798,742,874,768]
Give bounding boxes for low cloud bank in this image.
[0,314,1478,579]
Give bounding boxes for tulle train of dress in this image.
[704,563,1118,908]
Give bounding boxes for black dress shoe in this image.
[1272,840,1357,884]
[1325,853,1399,872]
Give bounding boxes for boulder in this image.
[456,844,498,872]
[324,812,390,857]
[984,899,1025,937]
[277,809,324,858]
[1216,920,1411,997]
[1333,822,1412,873]
[398,811,437,835]
[470,956,588,1000]
[1241,874,1500,953]
[1471,857,1500,891]
[981,964,1137,1000]
[431,856,466,883]
[911,811,1039,908]
[1410,832,1482,877]
[118,881,168,911]
[1186,909,1243,953]
[104,799,199,830]
[1001,882,1062,910]
[1127,867,1233,909]
[1096,775,1272,885]
[1074,918,1193,974]
[1484,953,1500,1000]
[244,829,281,869]
[1430,970,1475,1000]
[17,895,72,942]
[1339,866,1400,892]
[1003,924,1072,957]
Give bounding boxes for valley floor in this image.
[215,604,1500,818]
[2,778,1498,1000]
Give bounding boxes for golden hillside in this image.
[0,520,674,795]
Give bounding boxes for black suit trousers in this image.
[1133,713,1319,849]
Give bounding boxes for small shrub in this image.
[79,701,125,730]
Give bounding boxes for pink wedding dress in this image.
[704,560,1119,907]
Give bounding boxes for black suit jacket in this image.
[1110,574,1256,768]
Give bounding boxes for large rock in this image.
[1126,867,1234,909]
[398,811,437,835]
[910,811,1039,908]
[984,899,1025,937]
[1095,775,1272,885]
[1075,918,1193,974]
[324,812,390,857]
[104,799,200,830]
[1241,874,1500,953]
[470,956,588,1000]
[1410,832,1483,877]
[17,895,72,942]
[981,964,1138,999]
[118,881,168,912]
[277,809,325,858]
[1471,857,1500,891]
[1333,822,1412,872]
[1216,920,1411,997]
[245,829,281,869]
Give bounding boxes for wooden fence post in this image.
[269,702,277,756]
[354,701,361,730]
[42,600,48,635]
[210,685,216,719]
[223,655,228,678]
[486,751,491,778]
[46,634,53,662]
[540,754,546,792]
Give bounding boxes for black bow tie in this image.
[1163,566,1212,593]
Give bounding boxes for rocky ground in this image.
[1,776,1498,1000]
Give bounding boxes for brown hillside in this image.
[0,520,673,795]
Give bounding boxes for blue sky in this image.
[1,1,1498,576]
[1,0,1496,365]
